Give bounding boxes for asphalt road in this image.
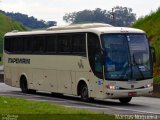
[0,83,160,119]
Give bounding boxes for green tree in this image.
[63,6,136,27]
[109,6,136,26]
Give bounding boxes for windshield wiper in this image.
[132,54,144,79]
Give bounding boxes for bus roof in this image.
[5,23,145,36]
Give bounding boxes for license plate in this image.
[128,92,137,96]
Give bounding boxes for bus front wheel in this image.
[119,97,132,104]
[80,84,90,102]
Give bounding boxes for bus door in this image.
[88,33,104,98]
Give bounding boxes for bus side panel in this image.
[4,67,12,86]
[6,67,21,88]
[5,66,33,90]
[43,69,58,93]
[32,69,44,91]
[71,71,76,95]
[57,70,72,94]
[89,72,105,99]
[11,67,21,87]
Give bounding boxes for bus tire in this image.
[119,97,132,104]
[80,83,90,102]
[20,76,36,94]
[20,76,28,93]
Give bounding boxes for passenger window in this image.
[72,34,86,54]
[4,37,11,52]
[23,37,32,53]
[58,35,72,53]
[45,35,57,53]
[32,36,44,53]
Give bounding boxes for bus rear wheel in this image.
[20,77,28,93]
[20,76,36,94]
[119,97,132,104]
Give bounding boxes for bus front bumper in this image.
[104,87,153,99]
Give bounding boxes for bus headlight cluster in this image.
[145,83,153,88]
[106,85,119,90]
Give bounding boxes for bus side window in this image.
[4,37,11,53]
[6,36,23,53]
[32,36,45,53]
[72,33,86,55]
[88,33,103,79]
[45,35,57,53]
[58,34,72,54]
[23,37,32,53]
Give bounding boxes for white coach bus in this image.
[4,23,155,103]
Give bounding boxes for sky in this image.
[0,0,160,25]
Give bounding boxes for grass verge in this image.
[0,96,116,120]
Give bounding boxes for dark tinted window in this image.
[72,34,86,54]
[4,37,11,52]
[4,33,86,56]
[88,33,103,78]
[5,36,24,52]
[32,36,44,53]
[58,35,72,53]
[45,35,57,53]
[23,36,32,52]
[16,37,24,52]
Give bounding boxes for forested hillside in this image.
[0,10,57,29]
[0,13,27,52]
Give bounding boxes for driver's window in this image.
[104,35,128,72]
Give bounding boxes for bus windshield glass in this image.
[101,34,152,80]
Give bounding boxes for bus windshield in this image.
[101,34,152,81]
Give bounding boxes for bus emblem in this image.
[78,60,84,68]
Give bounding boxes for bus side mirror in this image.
[150,46,156,63]
[0,57,1,61]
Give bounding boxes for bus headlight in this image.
[145,83,153,88]
[106,85,119,90]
